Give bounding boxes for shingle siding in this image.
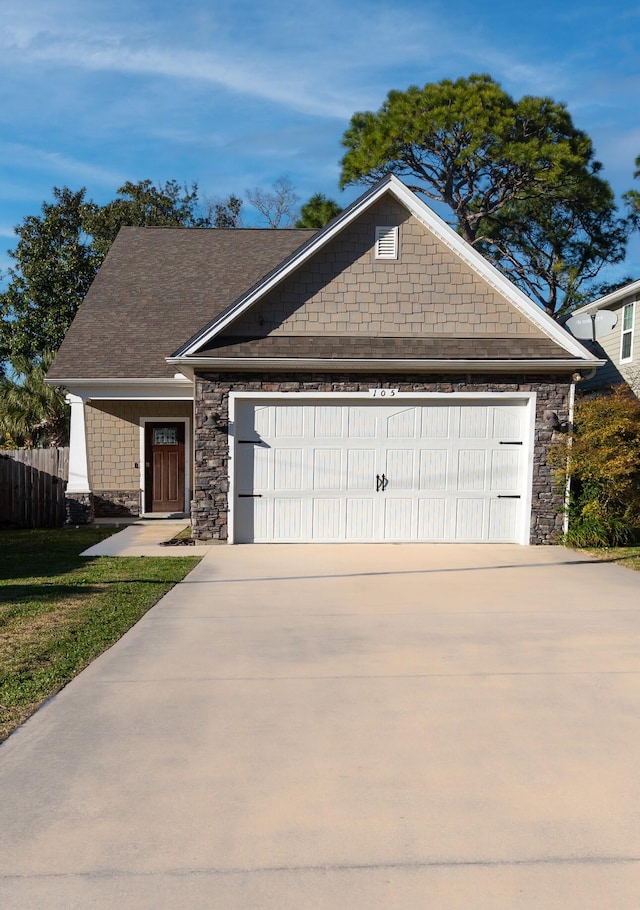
[224,201,540,341]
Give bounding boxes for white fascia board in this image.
[46,378,194,401]
[177,173,594,362]
[167,355,605,374]
[570,278,640,316]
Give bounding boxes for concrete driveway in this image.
[1,543,640,909]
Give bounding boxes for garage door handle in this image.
[376,474,389,492]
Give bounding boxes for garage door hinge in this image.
[499,440,523,445]
[238,493,263,498]
[497,495,521,499]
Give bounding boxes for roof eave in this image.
[167,355,604,374]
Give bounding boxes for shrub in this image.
[552,385,640,547]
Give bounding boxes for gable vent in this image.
[375,225,399,259]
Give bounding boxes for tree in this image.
[84,179,211,257]
[246,177,300,228]
[296,193,342,229]
[479,170,628,317]
[1,180,211,365]
[207,194,244,228]
[0,187,100,363]
[623,155,640,224]
[340,74,628,317]
[0,353,69,448]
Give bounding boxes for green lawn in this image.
[583,545,640,572]
[0,528,200,742]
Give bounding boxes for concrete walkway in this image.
[2,543,640,908]
[81,520,207,557]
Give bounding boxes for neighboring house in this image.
[566,279,640,394]
[47,175,602,545]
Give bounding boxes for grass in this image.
[0,527,201,742]
[582,545,640,572]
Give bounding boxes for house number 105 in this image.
[369,388,399,398]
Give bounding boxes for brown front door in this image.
[145,423,185,513]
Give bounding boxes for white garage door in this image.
[233,399,530,543]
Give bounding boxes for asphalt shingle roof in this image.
[48,226,316,380]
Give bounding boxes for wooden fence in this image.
[0,448,69,528]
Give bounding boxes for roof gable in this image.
[175,175,593,362]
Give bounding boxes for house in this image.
[565,279,640,394]
[47,175,603,545]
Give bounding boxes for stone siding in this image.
[192,372,571,545]
[226,197,538,339]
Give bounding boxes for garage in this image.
[230,394,534,544]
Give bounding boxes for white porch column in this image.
[66,393,91,493]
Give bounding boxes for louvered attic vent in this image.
[375,225,399,259]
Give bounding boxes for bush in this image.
[552,385,640,547]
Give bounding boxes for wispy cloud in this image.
[0,141,124,188]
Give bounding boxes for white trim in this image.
[571,279,640,315]
[65,393,91,493]
[175,174,594,362]
[169,356,602,373]
[620,300,635,363]
[139,417,191,517]
[227,390,536,545]
[48,379,194,401]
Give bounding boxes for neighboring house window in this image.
[620,301,635,363]
[375,226,399,259]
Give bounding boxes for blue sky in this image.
[1,0,640,289]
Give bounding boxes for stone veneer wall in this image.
[192,372,571,544]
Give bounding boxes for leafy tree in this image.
[340,74,628,317]
[84,179,211,257]
[1,180,211,365]
[0,353,69,448]
[551,385,640,546]
[247,177,300,228]
[0,187,100,363]
[480,171,628,317]
[207,194,244,228]
[296,193,342,229]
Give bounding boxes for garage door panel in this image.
[312,498,343,539]
[346,498,376,538]
[346,449,376,490]
[490,450,520,490]
[273,448,303,490]
[385,448,416,490]
[460,406,489,439]
[421,406,450,439]
[457,450,488,491]
[492,406,521,440]
[347,408,377,438]
[383,498,415,539]
[274,406,304,438]
[234,399,528,543]
[386,408,418,438]
[455,498,486,539]
[419,450,448,491]
[312,449,343,490]
[417,498,447,539]
[489,498,519,541]
[273,498,302,539]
